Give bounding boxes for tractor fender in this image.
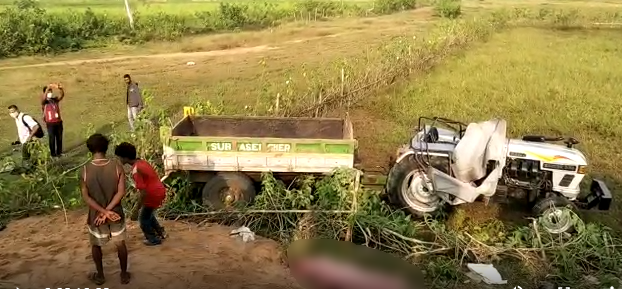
[395,150,415,164]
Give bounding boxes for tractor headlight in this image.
[577,165,587,174]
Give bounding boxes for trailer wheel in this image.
[532,196,578,234]
[386,155,440,217]
[202,172,256,210]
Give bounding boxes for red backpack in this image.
[43,101,62,123]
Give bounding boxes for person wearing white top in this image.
[8,104,42,163]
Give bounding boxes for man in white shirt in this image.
[8,105,43,163]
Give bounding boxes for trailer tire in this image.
[202,172,256,210]
[386,155,440,218]
[532,196,578,234]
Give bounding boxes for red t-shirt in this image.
[132,160,166,208]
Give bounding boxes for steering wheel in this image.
[564,137,580,148]
[424,127,439,143]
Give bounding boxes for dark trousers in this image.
[46,121,63,157]
[139,206,164,243]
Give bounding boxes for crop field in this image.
[2,0,622,288]
[0,0,373,14]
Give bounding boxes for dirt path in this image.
[0,33,347,71]
[0,211,296,289]
[0,45,279,71]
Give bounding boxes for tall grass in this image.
[0,0,417,58]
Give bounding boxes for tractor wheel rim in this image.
[400,170,438,213]
[541,206,573,234]
[221,188,237,206]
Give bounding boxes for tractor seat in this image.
[522,135,564,142]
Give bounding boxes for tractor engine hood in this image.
[507,139,587,166]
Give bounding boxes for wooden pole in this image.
[124,0,135,29]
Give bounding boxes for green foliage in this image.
[0,141,83,223]
[505,215,622,283]
[374,0,416,15]
[242,170,359,241]
[0,0,421,58]
[434,0,461,19]
[294,0,345,18]
[425,256,462,285]
[156,168,622,286]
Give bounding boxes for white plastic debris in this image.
[230,226,255,242]
[466,263,507,285]
[186,61,196,66]
[464,271,483,283]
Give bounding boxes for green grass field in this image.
[358,27,622,163]
[352,26,622,228]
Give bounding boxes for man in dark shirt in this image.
[124,74,143,132]
[81,133,131,285]
[41,83,65,158]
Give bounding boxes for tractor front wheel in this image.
[532,195,578,234]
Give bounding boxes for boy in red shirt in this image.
[115,142,167,246]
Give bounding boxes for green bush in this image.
[374,0,416,15]
[434,0,461,19]
[0,0,420,58]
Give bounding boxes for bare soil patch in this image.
[0,211,296,289]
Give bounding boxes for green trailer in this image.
[160,113,358,209]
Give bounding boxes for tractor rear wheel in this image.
[202,172,256,210]
[386,155,441,217]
